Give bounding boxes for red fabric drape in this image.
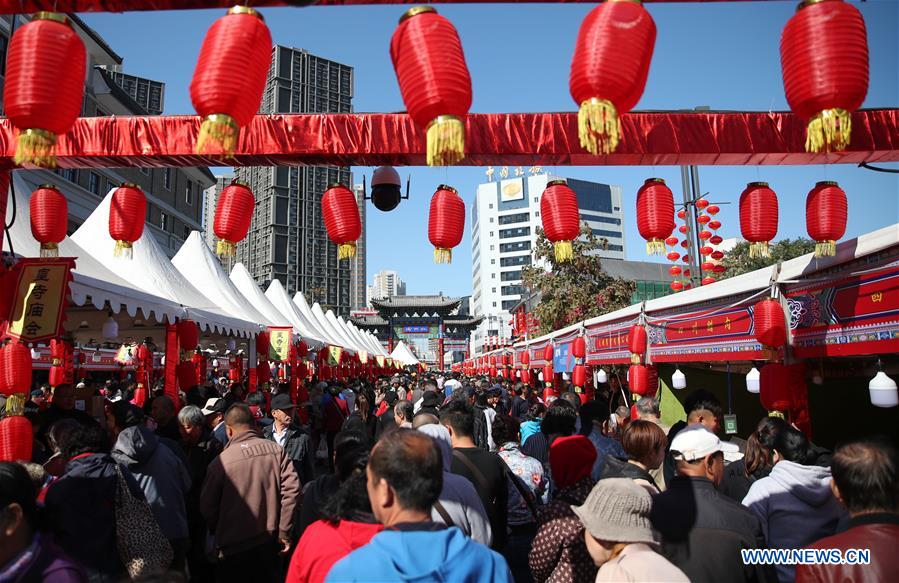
[0,110,895,169]
[164,323,179,405]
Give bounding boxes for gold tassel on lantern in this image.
[338,242,357,260]
[113,240,133,260]
[5,393,26,416]
[805,108,851,153]
[645,238,666,256]
[197,113,239,156]
[40,242,59,259]
[426,115,465,167]
[631,354,642,365]
[578,98,620,155]
[217,239,237,258]
[434,247,452,264]
[15,129,58,168]
[815,240,836,258]
[553,240,573,262]
[749,241,770,259]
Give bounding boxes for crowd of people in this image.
[1,371,897,583]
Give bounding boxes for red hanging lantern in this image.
[569,0,656,155]
[678,225,688,235]
[49,339,66,388]
[30,185,67,258]
[636,178,676,255]
[708,220,722,231]
[177,320,200,353]
[670,281,684,292]
[701,276,716,286]
[677,209,686,220]
[428,185,465,263]
[540,180,581,262]
[698,230,713,241]
[668,265,682,277]
[214,180,255,258]
[682,254,690,262]
[780,0,868,152]
[695,199,710,210]
[0,342,32,397]
[4,13,86,167]
[683,269,691,278]
[697,214,711,225]
[707,205,720,216]
[701,261,715,272]
[740,182,779,258]
[520,350,530,369]
[711,250,725,260]
[322,183,362,260]
[754,298,787,350]
[709,235,724,246]
[680,241,689,250]
[666,252,680,262]
[628,325,647,365]
[665,236,679,247]
[572,364,587,390]
[191,6,272,154]
[630,364,658,397]
[543,344,554,363]
[297,341,309,360]
[714,264,726,273]
[572,337,586,360]
[760,363,792,412]
[700,246,713,256]
[806,181,848,257]
[390,6,472,166]
[109,183,147,259]
[0,416,32,462]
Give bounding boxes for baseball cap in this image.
[201,398,227,416]
[670,424,739,462]
[270,393,295,411]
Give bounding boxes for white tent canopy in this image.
[172,232,272,328]
[291,292,345,350]
[263,280,328,348]
[391,341,420,366]
[229,263,293,330]
[308,302,348,349]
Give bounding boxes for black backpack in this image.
[473,406,489,451]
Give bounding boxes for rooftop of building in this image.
[370,295,461,311]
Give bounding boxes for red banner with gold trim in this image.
[1,258,75,343]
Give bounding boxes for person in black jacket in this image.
[600,419,666,493]
[720,416,787,503]
[263,393,315,485]
[651,426,774,583]
[375,392,399,441]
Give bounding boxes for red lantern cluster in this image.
[109,183,147,259]
[569,0,656,155]
[191,6,272,154]
[214,180,255,258]
[739,182,779,259]
[636,178,675,255]
[30,185,68,258]
[754,298,787,351]
[541,180,581,262]
[428,185,465,264]
[806,181,847,257]
[390,6,472,166]
[322,184,362,260]
[4,13,86,167]
[780,0,868,153]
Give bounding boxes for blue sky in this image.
[82,1,898,298]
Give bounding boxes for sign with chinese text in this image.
[403,325,430,334]
[327,345,343,366]
[268,327,292,362]
[3,258,75,343]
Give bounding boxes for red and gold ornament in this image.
[214,180,255,258]
[322,183,362,260]
[805,181,847,257]
[739,182,779,258]
[636,178,675,255]
[30,185,67,258]
[540,180,581,262]
[109,183,147,259]
[428,185,465,263]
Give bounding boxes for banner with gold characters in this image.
[376,355,386,368]
[357,350,368,364]
[327,345,343,366]
[2,258,75,343]
[267,327,293,363]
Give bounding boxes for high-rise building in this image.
[470,172,626,350]
[235,46,354,315]
[350,183,367,311]
[0,14,213,257]
[368,270,406,303]
[202,174,234,252]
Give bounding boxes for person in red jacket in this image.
[285,442,382,583]
[796,438,899,583]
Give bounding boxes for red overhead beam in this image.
[0,110,895,169]
[0,0,780,14]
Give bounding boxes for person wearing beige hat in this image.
[573,478,688,583]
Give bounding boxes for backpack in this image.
[473,407,489,451]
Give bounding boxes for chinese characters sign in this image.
[3,258,74,343]
[268,327,292,362]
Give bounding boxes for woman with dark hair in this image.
[520,403,546,446]
[285,448,382,583]
[0,462,86,582]
[343,390,377,445]
[600,420,666,493]
[720,416,788,502]
[742,425,847,583]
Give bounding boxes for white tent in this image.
[172,232,272,328]
[263,280,329,347]
[391,341,420,366]
[326,310,362,351]
[309,302,348,349]
[291,292,346,350]
[229,263,293,330]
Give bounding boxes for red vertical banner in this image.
[164,322,179,406]
[0,169,9,259]
[438,323,445,371]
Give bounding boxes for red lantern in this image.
[322,183,362,260]
[708,220,722,231]
[701,276,716,286]
[109,183,147,259]
[707,205,720,216]
[178,320,200,353]
[670,281,684,292]
[754,298,787,350]
[695,199,709,210]
[683,269,691,278]
[682,255,690,263]
[540,180,581,262]
[636,178,676,255]
[214,180,255,258]
[630,364,658,397]
[701,261,715,272]
[760,363,792,412]
[714,264,726,273]
[668,265,682,277]
[0,342,32,396]
[542,363,554,387]
[543,344,554,363]
[569,0,656,154]
[132,386,147,408]
[572,337,586,360]
[520,350,530,369]
[390,6,472,166]
[428,185,465,263]
[697,214,711,225]
[191,6,272,154]
[297,341,309,360]
[0,416,32,462]
[30,185,67,258]
[4,13,86,167]
[698,230,712,241]
[680,241,689,250]
[628,325,647,364]
[806,181,847,257]
[678,225,688,235]
[709,235,724,246]
[780,0,868,152]
[572,364,586,389]
[666,252,680,262]
[740,182,779,258]
[700,246,713,256]
[677,209,686,220]
[711,251,725,260]
[665,236,679,247]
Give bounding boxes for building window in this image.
[56,168,77,183]
[502,300,519,310]
[499,226,530,239]
[500,255,531,267]
[498,212,529,225]
[185,180,193,206]
[492,302,497,308]
[490,259,496,265]
[489,231,494,237]
[502,284,526,296]
[489,217,494,223]
[491,287,496,293]
[501,270,522,281]
[491,273,496,279]
[590,228,622,239]
[163,168,172,190]
[488,203,493,209]
[489,245,494,251]
[500,241,532,253]
[160,212,168,231]
[89,172,101,195]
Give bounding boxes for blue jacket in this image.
[326,524,513,583]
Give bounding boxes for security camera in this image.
[365,166,410,212]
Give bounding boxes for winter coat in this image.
[263,423,315,485]
[529,477,597,583]
[587,427,626,481]
[796,513,899,583]
[43,453,143,578]
[743,460,848,583]
[1,533,87,583]
[599,456,659,493]
[720,458,771,504]
[596,543,689,583]
[326,524,513,583]
[285,519,383,583]
[112,425,192,542]
[296,474,340,539]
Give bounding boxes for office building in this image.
[350,183,367,310]
[0,14,213,257]
[235,46,354,314]
[367,270,406,304]
[201,174,234,252]
[470,171,626,351]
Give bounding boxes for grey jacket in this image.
[113,425,192,542]
[417,423,493,547]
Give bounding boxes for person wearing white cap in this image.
[650,425,773,583]
[573,478,688,582]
